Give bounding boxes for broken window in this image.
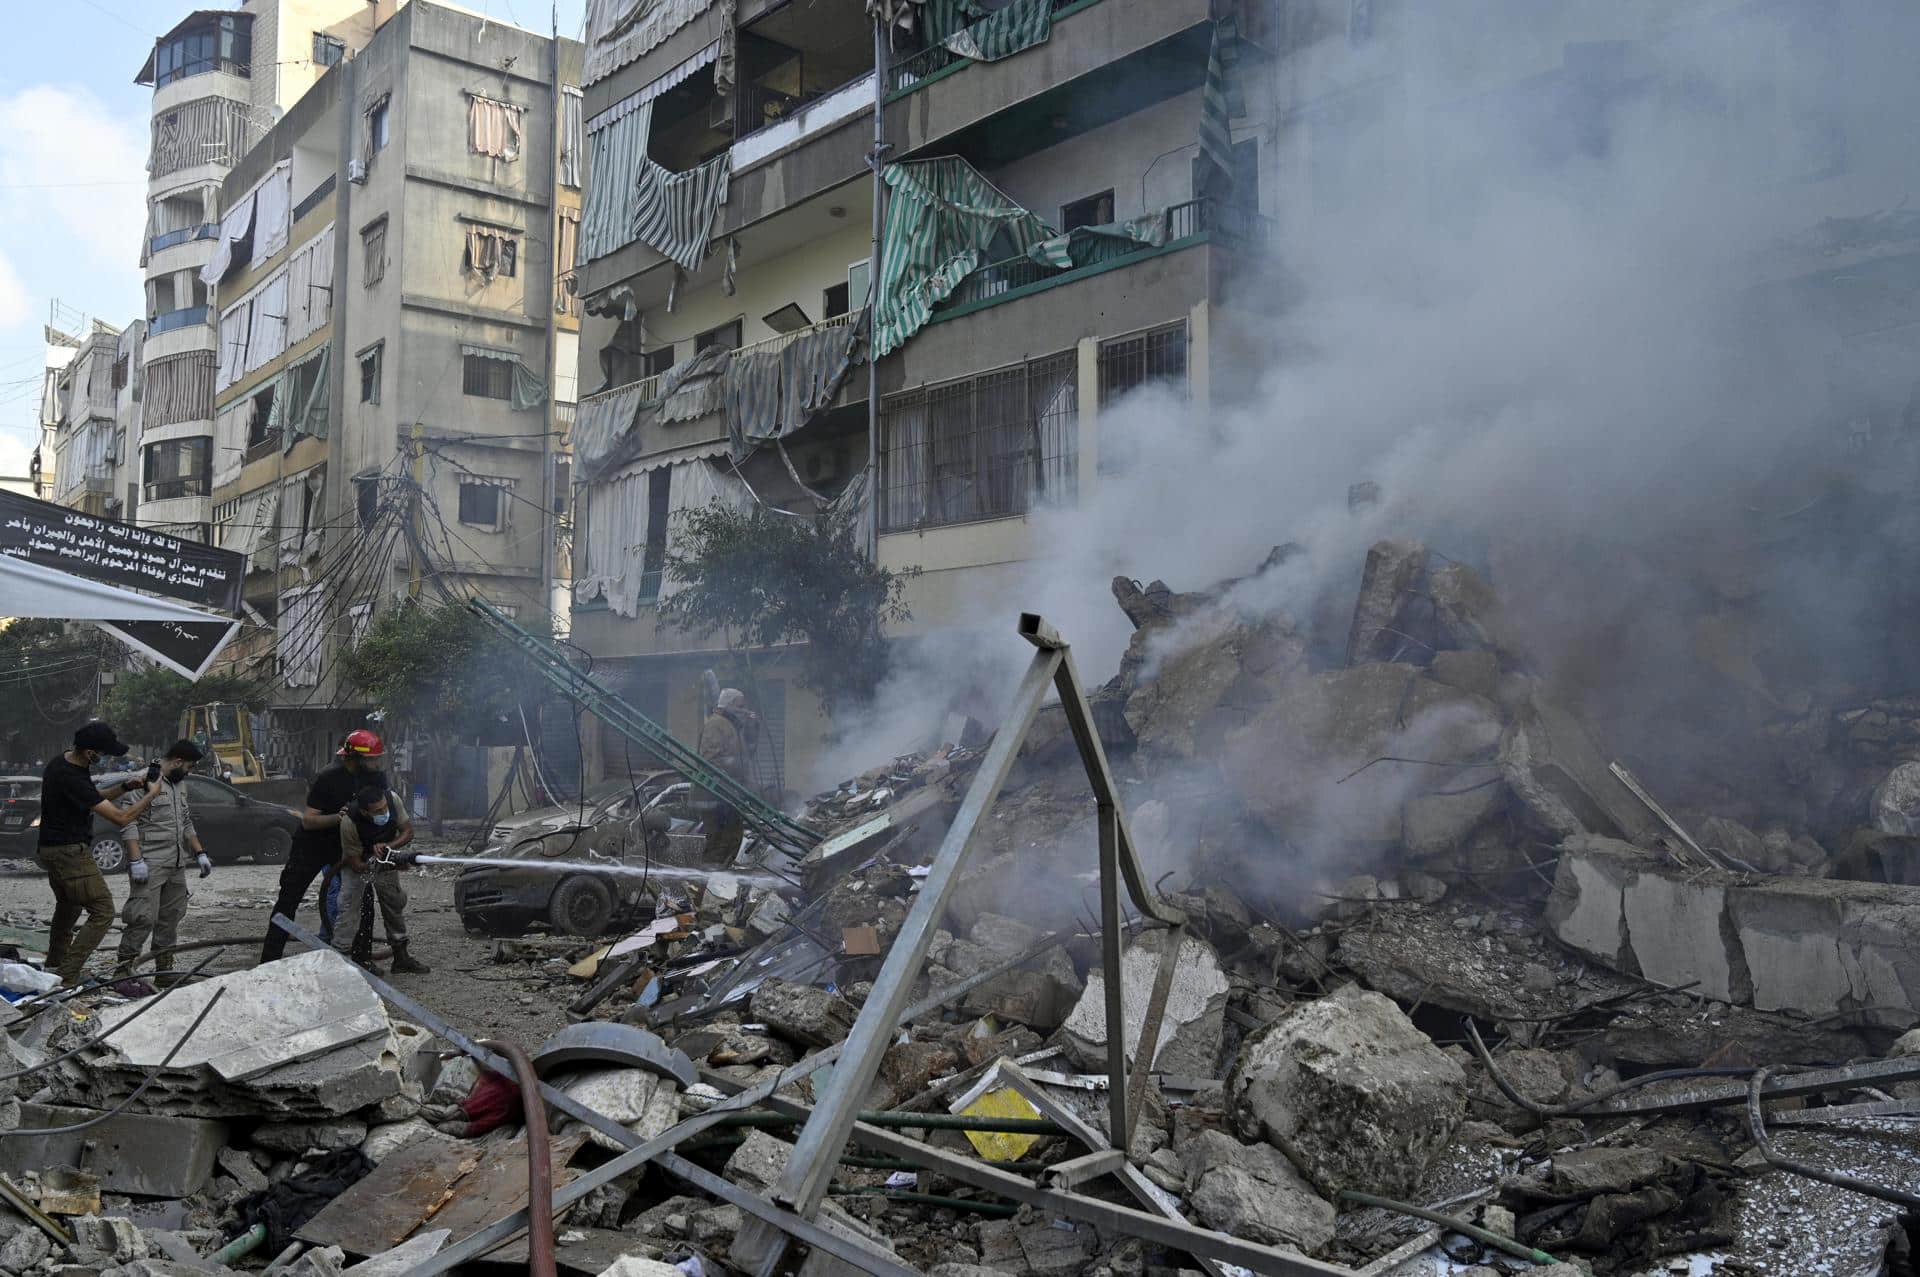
[358,342,383,403]
[313,32,345,68]
[1062,190,1115,231]
[642,346,676,380]
[142,437,211,502]
[366,96,391,158]
[356,475,378,528]
[361,218,387,287]
[246,382,279,451]
[463,354,515,400]
[641,467,671,602]
[823,281,849,320]
[466,93,525,161]
[464,225,519,282]
[879,349,1078,532]
[695,320,741,354]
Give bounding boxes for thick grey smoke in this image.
[811,1,1920,842]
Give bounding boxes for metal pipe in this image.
[1336,1191,1559,1267]
[865,14,887,555]
[479,1037,557,1277]
[829,1186,1018,1217]
[1744,1066,1920,1211]
[703,1111,1062,1135]
[211,1223,268,1265]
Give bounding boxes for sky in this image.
[0,0,589,479]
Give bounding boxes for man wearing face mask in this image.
[332,784,427,974]
[261,729,387,964]
[39,722,161,986]
[113,741,212,980]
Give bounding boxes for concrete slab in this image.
[91,950,388,1082]
[0,1104,226,1197]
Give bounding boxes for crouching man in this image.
[114,740,212,979]
[332,784,429,974]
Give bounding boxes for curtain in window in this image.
[145,352,216,428]
[465,226,516,282]
[200,190,256,285]
[555,208,581,315]
[220,484,278,571]
[151,98,259,179]
[277,584,323,687]
[286,224,335,343]
[278,346,330,451]
[559,87,585,187]
[880,396,930,531]
[215,301,250,391]
[246,270,290,372]
[657,458,750,600]
[579,84,730,271]
[467,94,525,160]
[580,100,652,263]
[578,465,653,616]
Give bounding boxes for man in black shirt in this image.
[259,729,388,964]
[41,722,160,985]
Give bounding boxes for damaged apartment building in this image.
[44,321,144,524]
[193,2,582,768]
[569,0,1277,785]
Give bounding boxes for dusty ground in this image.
[0,837,578,1048]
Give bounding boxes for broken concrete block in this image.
[1501,692,1658,843]
[723,1130,794,1191]
[250,1119,369,1154]
[688,1203,742,1246]
[751,979,857,1049]
[282,1246,346,1276]
[1123,607,1308,762]
[215,1145,268,1194]
[1222,664,1503,844]
[69,1216,148,1264]
[1227,983,1466,1197]
[1060,929,1229,1078]
[1403,782,1509,859]
[1346,539,1430,665]
[929,1266,1016,1277]
[0,1224,51,1271]
[795,1198,902,1277]
[557,1068,679,1152]
[978,1213,1103,1277]
[0,1104,227,1197]
[1428,649,1501,700]
[1550,1146,1665,1195]
[1428,560,1524,664]
[360,1118,445,1164]
[1180,1129,1335,1252]
[340,1230,450,1276]
[1873,762,1920,835]
[593,1259,685,1277]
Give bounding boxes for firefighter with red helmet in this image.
[261,729,403,964]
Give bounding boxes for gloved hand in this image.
[128,859,149,884]
[197,853,213,878]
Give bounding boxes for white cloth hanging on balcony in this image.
[249,162,292,268]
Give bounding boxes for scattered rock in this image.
[1180,1129,1335,1252]
[722,1129,794,1191]
[1061,929,1229,1077]
[249,1119,369,1154]
[751,980,858,1049]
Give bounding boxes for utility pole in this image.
[865,17,888,556]
[539,1,561,618]
[408,420,424,599]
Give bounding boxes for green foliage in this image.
[337,600,547,740]
[658,502,917,715]
[102,666,265,750]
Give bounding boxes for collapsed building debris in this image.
[8,548,1920,1275]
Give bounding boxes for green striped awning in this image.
[579,96,731,273]
[872,158,1055,358]
[1197,10,1243,194]
[943,0,1051,61]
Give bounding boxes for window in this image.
[466,94,525,161]
[358,343,382,403]
[111,356,130,391]
[641,346,676,379]
[313,33,346,68]
[1062,190,1115,231]
[355,475,379,528]
[695,320,741,354]
[463,354,515,400]
[458,479,505,529]
[823,282,849,320]
[879,350,1079,532]
[464,226,519,280]
[147,14,252,87]
[246,383,278,451]
[142,437,211,501]
[1097,321,1189,473]
[367,98,391,155]
[641,468,671,602]
[361,219,387,287]
[847,259,871,310]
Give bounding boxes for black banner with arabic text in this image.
[0,489,243,614]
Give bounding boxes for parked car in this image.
[0,773,300,873]
[456,781,709,936]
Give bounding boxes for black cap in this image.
[73,722,130,757]
[164,739,204,762]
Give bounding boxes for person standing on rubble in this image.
[698,687,759,865]
[260,729,387,963]
[112,740,213,981]
[39,722,161,986]
[332,784,427,974]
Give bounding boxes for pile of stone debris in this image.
[4,543,1920,1275]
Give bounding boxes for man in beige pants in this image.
[115,741,213,980]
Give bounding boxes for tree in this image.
[102,667,265,751]
[1,620,113,760]
[658,502,917,716]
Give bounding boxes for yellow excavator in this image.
[177,702,264,784]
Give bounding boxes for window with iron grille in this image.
[1097,321,1188,474]
[879,350,1078,533]
[462,355,514,400]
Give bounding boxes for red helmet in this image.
[337,729,385,759]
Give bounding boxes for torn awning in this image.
[0,555,238,679]
[943,0,1052,61]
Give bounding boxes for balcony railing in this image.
[144,477,210,502]
[888,0,1095,95]
[936,198,1273,314]
[729,310,860,363]
[149,224,218,254]
[148,305,210,335]
[243,432,281,463]
[293,174,336,223]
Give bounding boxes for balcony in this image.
[888,0,1100,96]
[82,468,113,495]
[145,476,211,502]
[148,305,210,336]
[149,224,218,255]
[293,174,336,224]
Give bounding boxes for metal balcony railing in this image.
[292,174,336,223]
[729,309,860,363]
[148,305,210,336]
[149,224,218,254]
[144,476,210,502]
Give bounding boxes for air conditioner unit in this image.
[709,93,734,131]
[348,158,368,184]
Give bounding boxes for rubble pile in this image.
[7,544,1920,1273]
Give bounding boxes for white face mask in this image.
[368,808,392,826]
